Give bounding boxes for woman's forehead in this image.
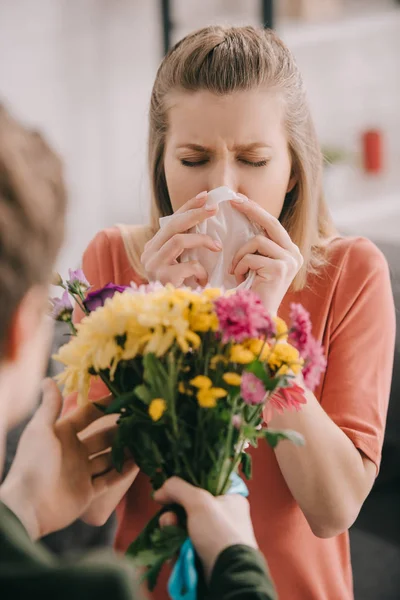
[166,89,286,147]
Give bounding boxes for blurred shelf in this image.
[326,165,400,244]
[278,2,400,47]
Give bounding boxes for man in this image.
[0,105,276,599]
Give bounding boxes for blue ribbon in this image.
[167,473,249,600]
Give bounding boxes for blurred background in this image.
[1,1,399,598]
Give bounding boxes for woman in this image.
[65,26,395,599]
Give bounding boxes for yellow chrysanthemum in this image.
[223,372,242,386]
[202,288,222,301]
[245,339,271,361]
[188,294,219,333]
[197,386,227,408]
[230,345,254,364]
[149,398,167,421]
[190,375,213,389]
[268,342,304,375]
[274,317,289,340]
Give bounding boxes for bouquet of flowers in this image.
[51,270,326,594]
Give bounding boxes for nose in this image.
[207,158,238,193]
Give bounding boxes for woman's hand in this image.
[230,197,303,315]
[141,192,221,287]
[155,477,258,581]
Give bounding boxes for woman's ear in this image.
[287,172,298,194]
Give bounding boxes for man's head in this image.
[0,105,66,429]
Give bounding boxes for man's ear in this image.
[6,286,48,362]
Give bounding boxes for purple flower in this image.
[289,303,312,356]
[51,290,73,321]
[67,268,90,293]
[215,290,275,344]
[83,283,128,312]
[302,335,327,392]
[240,372,266,405]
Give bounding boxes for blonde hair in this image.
[0,104,66,359]
[120,26,336,289]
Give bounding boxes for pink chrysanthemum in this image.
[289,303,312,356]
[302,335,327,392]
[240,372,266,405]
[215,290,275,344]
[263,383,307,423]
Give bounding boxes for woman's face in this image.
[164,89,296,216]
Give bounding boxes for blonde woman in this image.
[65,27,395,600]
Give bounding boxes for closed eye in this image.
[239,159,268,167]
[181,159,209,167]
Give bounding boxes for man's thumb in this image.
[36,378,63,424]
[154,476,199,510]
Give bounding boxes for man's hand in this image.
[0,379,138,540]
[154,477,258,581]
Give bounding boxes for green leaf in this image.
[126,508,187,591]
[244,360,276,391]
[92,402,107,413]
[111,431,126,473]
[263,428,305,448]
[241,452,252,480]
[134,384,153,405]
[245,360,267,381]
[104,391,136,414]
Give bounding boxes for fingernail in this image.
[214,241,223,250]
[231,193,247,204]
[196,191,208,199]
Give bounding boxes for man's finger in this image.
[92,459,139,495]
[36,379,63,425]
[159,511,179,528]
[83,425,117,457]
[154,476,209,510]
[64,396,114,433]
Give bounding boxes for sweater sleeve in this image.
[208,544,277,600]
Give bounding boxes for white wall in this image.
[1,0,399,281]
[0,0,162,277]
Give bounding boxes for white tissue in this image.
[159,186,262,290]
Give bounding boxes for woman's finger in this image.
[150,233,221,266]
[174,191,208,214]
[157,260,208,287]
[230,235,290,274]
[90,452,113,477]
[233,254,290,285]
[230,198,298,253]
[146,204,218,255]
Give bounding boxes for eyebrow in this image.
[176,142,271,152]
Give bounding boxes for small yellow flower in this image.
[149,398,167,421]
[210,354,228,369]
[178,382,186,394]
[197,390,218,408]
[223,372,242,386]
[197,387,227,408]
[190,375,213,389]
[274,317,288,340]
[230,345,254,364]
